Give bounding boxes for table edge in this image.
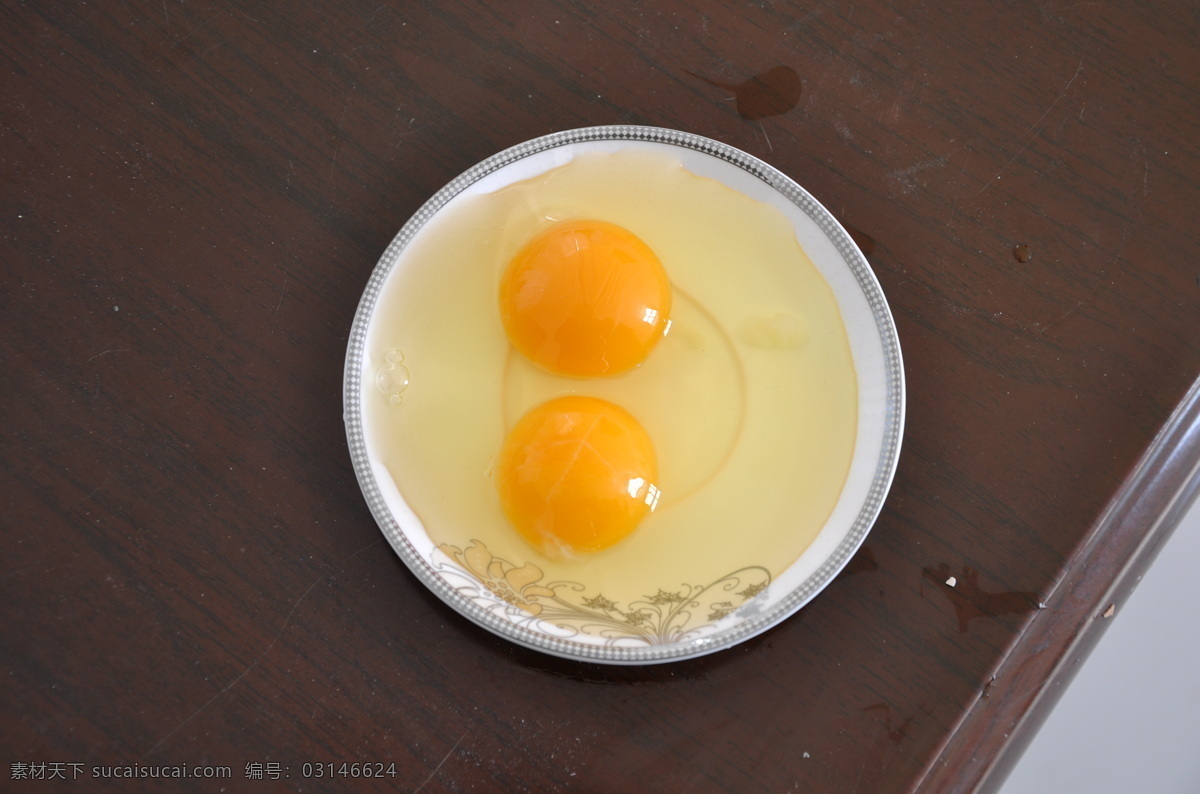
[916,373,1200,793]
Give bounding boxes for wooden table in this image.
[4,2,1198,791]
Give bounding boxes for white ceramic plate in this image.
[344,126,904,664]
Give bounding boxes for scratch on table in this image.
[172,12,220,47]
[82,475,114,502]
[413,731,468,794]
[348,537,385,559]
[581,59,613,81]
[1038,299,1085,336]
[349,4,389,36]
[976,56,1084,196]
[87,348,130,362]
[139,574,328,760]
[329,92,354,179]
[758,121,774,152]
[225,0,263,24]
[139,537,385,759]
[273,273,288,315]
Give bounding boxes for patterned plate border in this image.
[343,125,905,664]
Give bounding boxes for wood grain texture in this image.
[2,1,1197,791]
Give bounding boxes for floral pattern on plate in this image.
[436,540,771,646]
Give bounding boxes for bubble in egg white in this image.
[376,348,411,405]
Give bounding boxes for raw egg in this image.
[364,148,857,608]
[495,395,660,558]
[499,220,672,377]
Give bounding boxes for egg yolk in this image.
[495,395,661,558]
[499,220,672,377]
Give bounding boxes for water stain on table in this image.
[688,65,803,120]
[842,224,878,256]
[864,702,913,745]
[922,564,1039,633]
[836,546,879,581]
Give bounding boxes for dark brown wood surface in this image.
[3,1,1198,792]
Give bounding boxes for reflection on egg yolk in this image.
[499,220,672,377]
[495,395,661,558]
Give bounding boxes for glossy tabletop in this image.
[3,2,1199,792]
